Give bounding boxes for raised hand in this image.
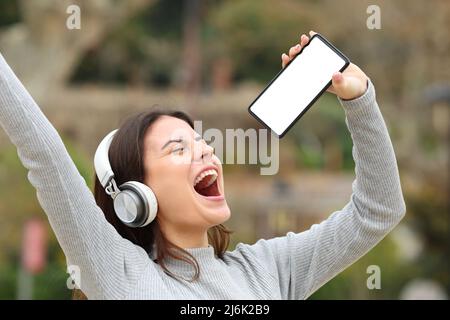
[281,31,369,100]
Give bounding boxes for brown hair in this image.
[73,109,232,299]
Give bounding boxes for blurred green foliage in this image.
[71,1,184,86]
[311,234,408,299]
[0,0,20,27]
[207,0,311,82]
[71,0,311,86]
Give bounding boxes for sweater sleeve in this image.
[233,79,406,300]
[0,53,152,299]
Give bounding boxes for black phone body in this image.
[248,33,350,138]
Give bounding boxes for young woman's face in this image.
[143,116,230,232]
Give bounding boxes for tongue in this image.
[194,175,219,197]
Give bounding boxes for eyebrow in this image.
[160,135,203,150]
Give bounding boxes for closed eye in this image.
[171,146,185,155]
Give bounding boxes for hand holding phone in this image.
[248,31,368,138]
[283,32,369,101]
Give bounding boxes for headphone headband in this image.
[94,129,118,188]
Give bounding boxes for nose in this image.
[193,138,214,163]
[202,144,214,161]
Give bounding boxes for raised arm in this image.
[234,78,406,299]
[0,53,152,299]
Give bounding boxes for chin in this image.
[201,201,231,226]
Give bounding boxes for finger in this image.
[309,30,317,37]
[289,44,301,59]
[300,34,309,47]
[281,53,286,68]
[281,53,290,68]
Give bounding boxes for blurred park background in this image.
[0,0,448,299]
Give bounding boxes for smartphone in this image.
[248,33,350,138]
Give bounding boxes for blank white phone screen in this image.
[249,36,347,136]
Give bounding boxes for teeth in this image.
[194,169,218,187]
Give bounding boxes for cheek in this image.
[149,163,192,200]
[152,165,196,223]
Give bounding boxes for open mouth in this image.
[193,169,221,197]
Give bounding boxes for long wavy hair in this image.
[73,109,232,299]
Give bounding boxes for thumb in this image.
[332,72,363,100]
[331,72,346,91]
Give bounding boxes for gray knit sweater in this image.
[0,52,406,300]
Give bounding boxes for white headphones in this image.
[94,129,158,228]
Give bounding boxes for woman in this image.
[0,31,406,299]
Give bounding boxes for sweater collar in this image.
[150,244,218,274]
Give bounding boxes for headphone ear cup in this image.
[117,181,158,228]
[113,187,144,227]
